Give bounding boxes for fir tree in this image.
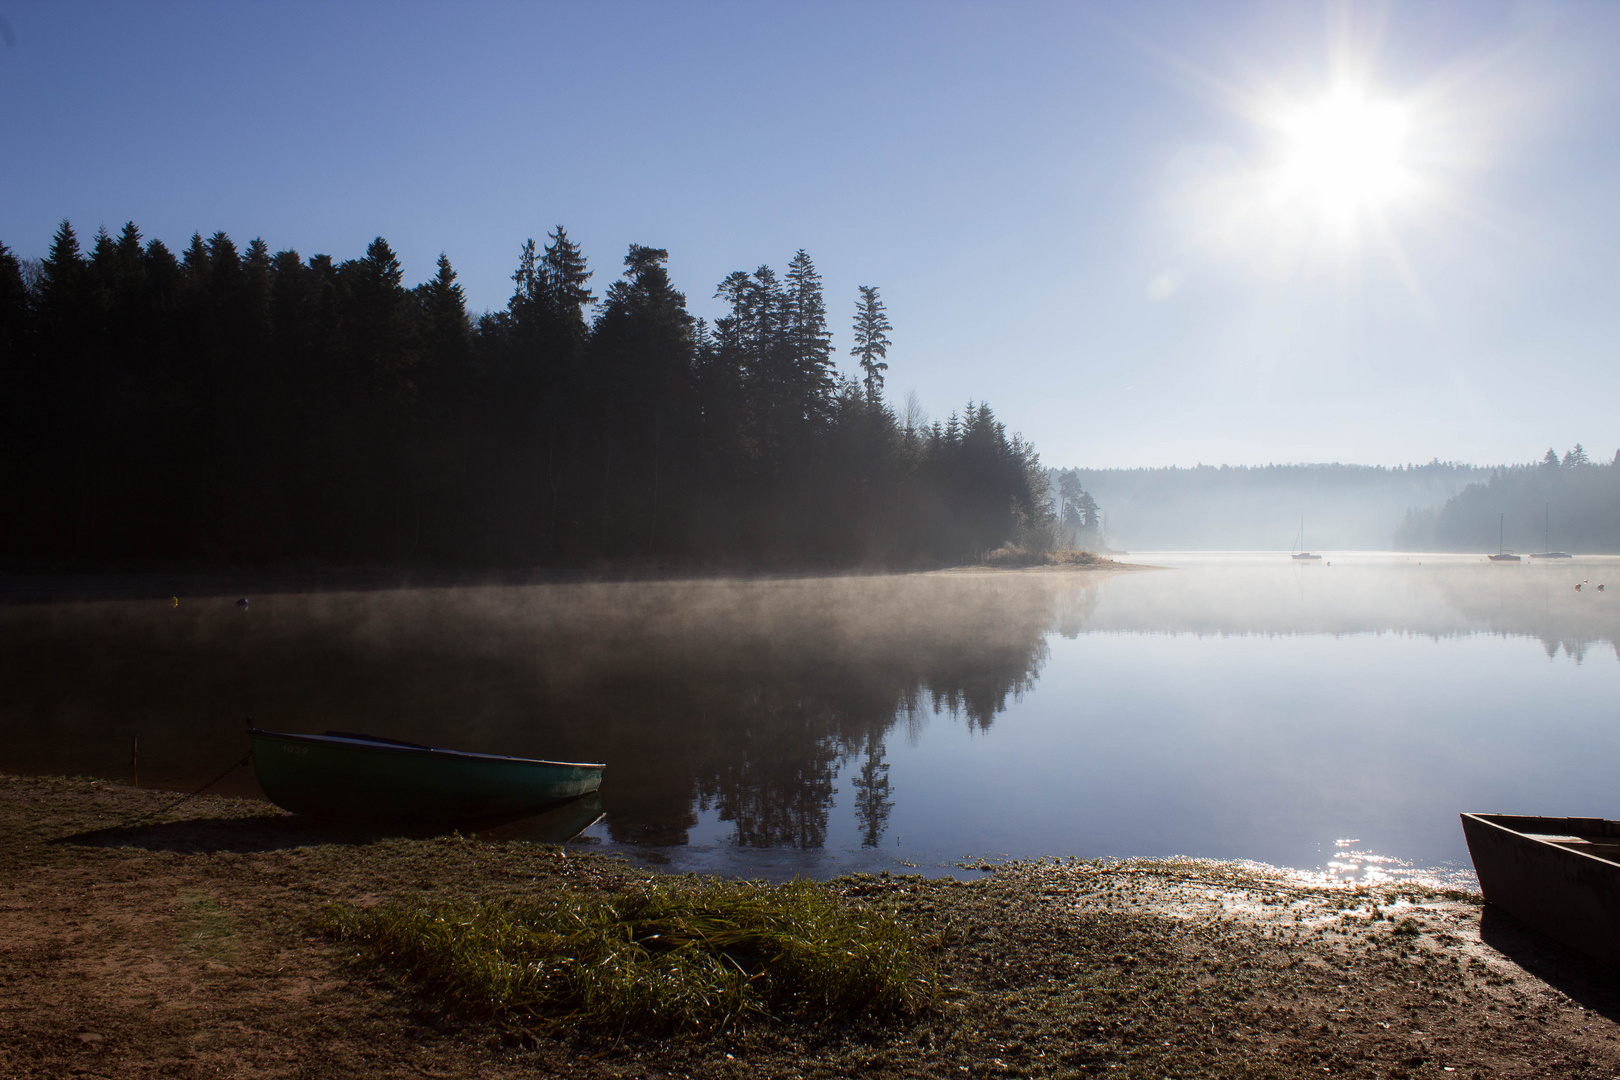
[541,225,594,335]
[851,284,891,401]
[784,250,833,409]
[421,253,469,349]
[0,242,27,355]
[40,220,84,304]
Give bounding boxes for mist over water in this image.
[4,553,1616,886]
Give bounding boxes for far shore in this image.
[3,773,1614,1079]
[0,556,1155,605]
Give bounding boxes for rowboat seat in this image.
[1524,835,1620,865]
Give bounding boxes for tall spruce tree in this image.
[0,243,25,345]
[784,250,833,413]
[541,225,594,347]
[39,220,85,320]
[851,284,891,401]
[420,253,469,356]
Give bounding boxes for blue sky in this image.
[3,1,1616,468]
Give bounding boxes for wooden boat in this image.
[249,724,605,826]
[1291,518,1322,560]
[1460,813,1620,969]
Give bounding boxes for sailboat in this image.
[1488,512,1521,562]
[1291,518,1322,560]
[1529,502,1572,559]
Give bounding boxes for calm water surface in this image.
[5,552,1618,886]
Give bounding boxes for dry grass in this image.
[981,545,1111,568]
[9,775,1620,1079]
[317,875,935,1033]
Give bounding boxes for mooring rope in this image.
[129,750,253,826]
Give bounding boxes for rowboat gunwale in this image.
[257,727,606,770]
[1460,812,1620,970]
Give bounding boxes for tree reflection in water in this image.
[0,572,1098,852]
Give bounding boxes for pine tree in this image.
[509,238,542,321]
[784,250,833,408]
[541,225,594,335]
[180,233,210,287]
[343,237,416,410]
[421,253,468,347]
[113,222,144,284]
[40,220,84,305]
[0,242,27,356]
[850,284,891,401]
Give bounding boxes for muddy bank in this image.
[3,774,1616,1079]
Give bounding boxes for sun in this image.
[1270,87,1413,229]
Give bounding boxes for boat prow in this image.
[249,726,605,827]
[1461,813,1620,969]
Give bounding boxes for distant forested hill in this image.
[1394,448,1620,554]
[0,223,1050,568]
[1052,463,1490,551]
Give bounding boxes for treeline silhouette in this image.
[0,223,1050,567]
[1394,446,1620,553]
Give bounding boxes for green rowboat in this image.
[249,725,605,826]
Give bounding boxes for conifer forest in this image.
[0,223,1051,567]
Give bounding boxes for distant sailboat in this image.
[1488,512,1521,562]
[1291,518,1322,561]
[1529,502,1572,559]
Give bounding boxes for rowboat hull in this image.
[250,728,604,826]
[1461,813,1620,969]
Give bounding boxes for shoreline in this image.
[0,559,1150,605]
[4,774,1615,1078]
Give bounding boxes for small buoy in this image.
[1599,584,1606,592]
[1575,583,1583,592]
[235,597,249,608]
[171,596,178,608]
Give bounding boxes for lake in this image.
[4,553,1617,887]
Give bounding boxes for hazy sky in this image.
[3,1,1616,468]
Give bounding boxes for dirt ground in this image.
[3,774,1618,1079]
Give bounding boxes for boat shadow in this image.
[1478,905,1620,1018]
[54,792,605,854]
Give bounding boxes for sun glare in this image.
[1271,87,1413,228]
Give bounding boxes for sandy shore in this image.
[3,774,1616,1079]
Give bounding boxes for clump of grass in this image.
[982,545,1109,568]
[317,876,933,1032]
[177,890,239,964]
